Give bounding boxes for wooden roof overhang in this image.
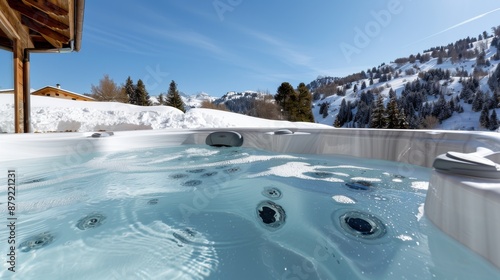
[0,0,85,133]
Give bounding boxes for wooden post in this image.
[23,50,30,132]
[13,39,24,133]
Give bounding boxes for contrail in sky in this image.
[425,7,500,40]
[406,7,500,48]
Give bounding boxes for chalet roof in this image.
[32,85,94,100]
[0,88,14,93]
[0,0,85,51]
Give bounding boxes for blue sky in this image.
[1,0,500,97]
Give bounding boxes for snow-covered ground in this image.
[0,94,328,133]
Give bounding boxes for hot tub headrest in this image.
[91,132,114,138]
[433,147,500,179]
[205,131,243,147]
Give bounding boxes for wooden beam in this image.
[68,0,74,42]
[22,0,68,16]
[23,50,31,132]
[0,35,13,51]
[7,0,69,30]
[0,0,34,49]
[74,0,85,51]
[21,14,69,43]
[40,33,62,48]
[13,39,24,133]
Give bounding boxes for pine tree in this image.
[388,88,396,99]
[275,82,298,121]
[416,53,422,62]
[386,94,400,128]
[472,90,485,112]
[493,48,500,61]
[354,101,371,128]
[319,102,329,118]
[397,108,409,129]
[166,80,185,112]
[370,95,387,128]
[319,102,326,115]
[406,105,419,129]
[493,91,500,108]
[125,76,137,105]
[480,106,490,128]
[334,99,350,127]
[449,98,455,112]
[488,110,499,130]
[296,83,314,122]
[432,93,452,122]
[437,54,444,64]
[135,79,151,106]
[360,90,375,106]
[361,81,367,90]
[323,104,329,118]
[489,65,500,92]
[158,93,165,105]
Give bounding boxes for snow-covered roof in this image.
[0,89,14,94]
[32,86,95,101]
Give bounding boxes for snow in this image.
[0,94,328,133]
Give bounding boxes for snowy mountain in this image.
[181,92,215,109]
[213,91,270,114]
[150,92,215,109]
[152,91,268,114]
[309,35,500,132]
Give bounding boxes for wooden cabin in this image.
[0,0,85,133]
[0,89,14,94]
[32,85,94,101]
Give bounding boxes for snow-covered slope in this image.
[181,92,215,109]
[311,36,500,132]
[0,94,328,133]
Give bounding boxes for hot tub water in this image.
[1,145,499,279]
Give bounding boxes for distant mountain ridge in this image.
[177,90,270,114]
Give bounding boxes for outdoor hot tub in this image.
[1,128,499,279]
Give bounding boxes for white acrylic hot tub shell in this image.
[1,127,500,269]
[426,171,500,269]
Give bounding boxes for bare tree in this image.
[420,115,439,129]
[91,74,128,103]
[248,93,282,120]
[200,100,228,111]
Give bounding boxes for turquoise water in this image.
[1,145,499,279]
